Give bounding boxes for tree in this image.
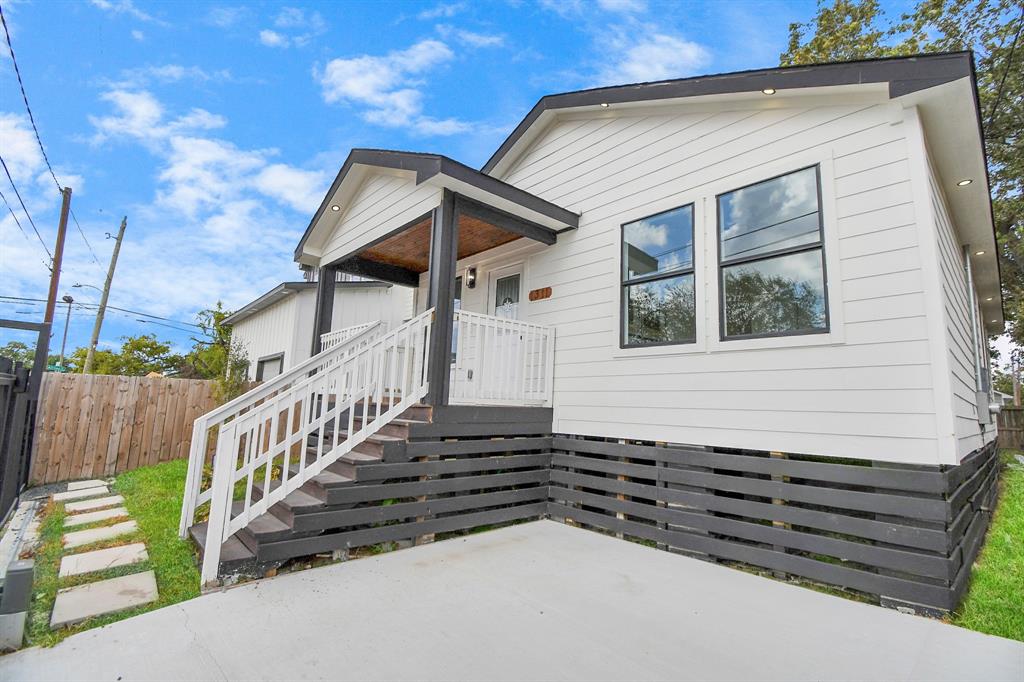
[0,341,36,366]
[782,0,1023,346]
[71,334,183,376]
[176,302,249,401]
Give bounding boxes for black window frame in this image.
[619,202,697,349]
[716,164,830,341]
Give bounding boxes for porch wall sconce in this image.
[466,267,477,289]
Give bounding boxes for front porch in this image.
[301,149,578,409]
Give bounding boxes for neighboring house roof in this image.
[223,280,390,326]
[293,149,580,262]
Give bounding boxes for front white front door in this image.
[488,264,523,320]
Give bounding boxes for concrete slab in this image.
[62,521,137,550]
[2,521,1021,681]
[63,507,128,528]
[65,495,123,513]
[66,480,107,491]
[49,571,158,628]
[59,543,148,578]
[52,487,108,502]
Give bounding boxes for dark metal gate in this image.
[0,320,50,524]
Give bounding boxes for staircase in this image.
[180,309,435,585]
[187,400,432,579]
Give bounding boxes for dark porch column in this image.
[310,265,336,356]
[425,189,458,406]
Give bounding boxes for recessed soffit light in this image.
[331,205,340,212]
[600,102,609,108]
[975,250,985,256]
[762,88,776,95]
[957,179,973,186]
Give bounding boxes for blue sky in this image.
[0,0,917,357]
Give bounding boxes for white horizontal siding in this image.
[929,158,996,458]
[331,286,414,330]
[498,101,946,464]
[231,294,299,380]
[321,172,441,266]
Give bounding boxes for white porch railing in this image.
[320,321,378,350]
[179,312,433,585]
[450,309,554,406]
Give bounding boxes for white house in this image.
[225,277,413,380]
[184,53,1002,613]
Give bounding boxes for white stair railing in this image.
[179,311,434,585]
[450,309,554,406]
[320,321,378,350]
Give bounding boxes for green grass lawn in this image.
[25,459,200,647]
[950,450,1024,642]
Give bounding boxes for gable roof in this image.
[294,149,579,262]
[481,52,974,175]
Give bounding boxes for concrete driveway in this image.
[2,520,1021,681]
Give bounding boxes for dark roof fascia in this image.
[294,149,578,261]
[481,52,974,174]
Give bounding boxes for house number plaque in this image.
[528,287,552,301]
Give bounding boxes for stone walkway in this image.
[49,480,158,628]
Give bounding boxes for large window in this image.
[717,166,828,340]
[621,204,696,347]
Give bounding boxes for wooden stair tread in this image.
[188,522,255,563]
[253,480,324,510]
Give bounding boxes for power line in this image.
[0,186,52,271]
[0,152,52,261]
[0,2,103,269]
[0,295,203,328]
[986,6,1023,129]
[70,209,103,268]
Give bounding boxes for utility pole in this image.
[84,216,126,374]
[58,294,73,369]
[43,187,72,325]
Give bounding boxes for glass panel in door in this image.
[494,274,521,319]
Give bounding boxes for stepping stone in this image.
[65,495,124,513]
[50,570,158,628]
[67,479,106,491]
[63,520,137,549]
[59,543,148,578]
[53,486,109,502]
[64,507,128,528]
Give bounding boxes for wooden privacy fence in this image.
[30,374,219,484]
[997,406,1024,449]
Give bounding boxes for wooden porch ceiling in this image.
[361,214,523,273]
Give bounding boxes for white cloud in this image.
[131,29,144,41]
[597,0,647,12]
[259,29,289,48]
[89,0,165,25]
[0,114,43,185]
[253,164,329,213]
[596,32,709,85]
[317,38,472,135]
[418,3,465,20]
[206,6,248,28]
[258,7,327,48]
[436,24,504,48]
[87,90,226,145]
[112,64,233,88]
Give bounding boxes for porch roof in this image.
[294,149,578,264]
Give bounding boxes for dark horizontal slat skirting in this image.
[547,503,955,610]
[549,470,949,553]
[549,435,999,613]
[551,437,948,493]
[207,424,998,616]
[292,487,548,534]
[397,436,552,461]
[258,503,546,562]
